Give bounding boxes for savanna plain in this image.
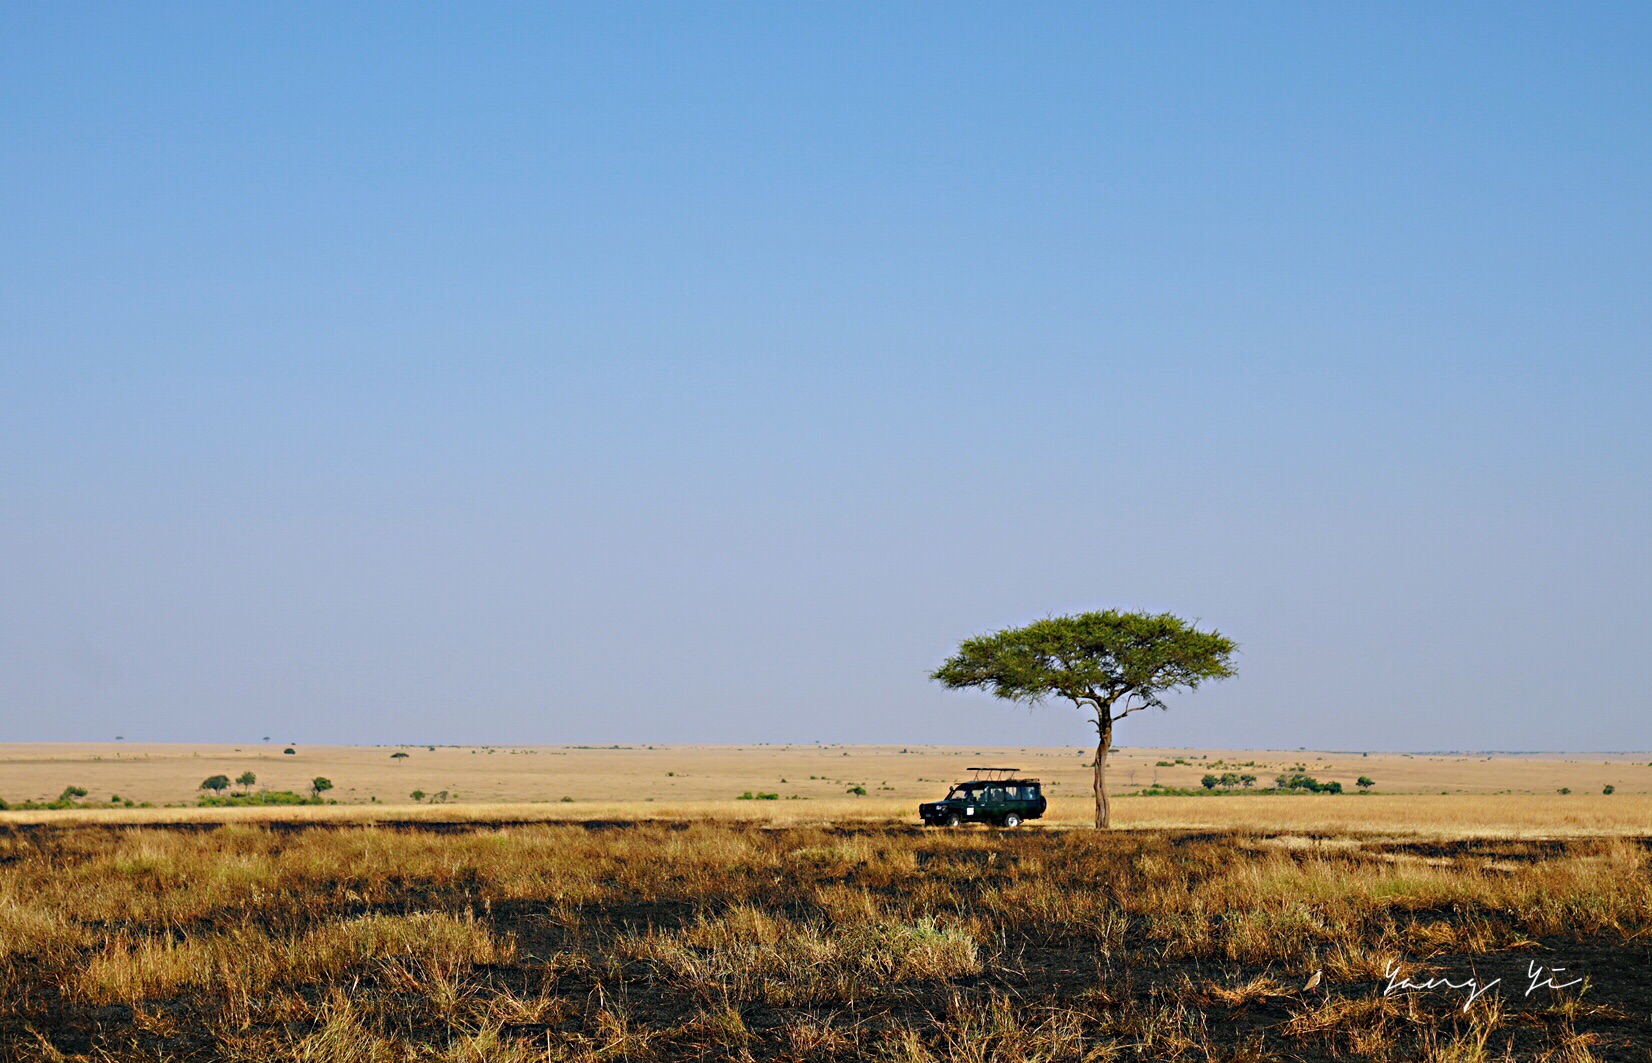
[2,745,1650,1061]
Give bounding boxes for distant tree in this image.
[1558,787,1572,795]
[410,790,426,802]
[1603,784,1615,795]
[1201,774,1219,790]
[283,748,296,755]
[235,771,257,791]
[391,752,409,759]
[1356,776,1375,791]
[310,777,333,798]
[932,611,1236,827]
[1239,774,1257,788]
[199,775,230,793]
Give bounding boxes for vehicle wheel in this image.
[944,812,963,828]
[1002,813,1022,828]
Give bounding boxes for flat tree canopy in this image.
[932,610,1236,828]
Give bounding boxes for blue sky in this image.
[2,4,1648,749]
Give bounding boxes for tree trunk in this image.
[1093,714,1114,829]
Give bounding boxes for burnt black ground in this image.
[2,822,1649,1062]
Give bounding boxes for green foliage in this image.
[60,786,88,800]
[1200,774,1218,790]
[1356,776,1375,790]
[391,752,409,758]
[931,610,1236,725]
[283,747,296,754]
[846,785,868,796]
[310,776,334,797]
[1559,787,1572,795]
[235,771,256,789]
[1603,784,1615,795]
[199,775,231,793]
[197,790,322,807]
[411,790,426,802]
[1273,773,1342,794]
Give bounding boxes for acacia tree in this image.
[932,610,1236,828]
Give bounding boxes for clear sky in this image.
[2,4,1648,750]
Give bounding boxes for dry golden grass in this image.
[6,793,1651,843]
[0,819,1647,1060]
[3,742,1646,813]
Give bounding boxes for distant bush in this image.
[1603,784,1615,795]
[310,777,333,797]
[392,752,409,759]
[283,748,296,754]
[1356,776,1375,791]
[846,785,867,796]
[411,790,426,802]
[1273,773,1342,794]
[236,771,257,790]
[1558,787,1572,795]
[197,791,322,807]
[199,775,230,793]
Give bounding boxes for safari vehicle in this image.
[918,767,1046,828]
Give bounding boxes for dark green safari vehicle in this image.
[919,768,1046,828]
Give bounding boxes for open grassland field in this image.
[2,821,1649,1062]
[3,745,1650,831]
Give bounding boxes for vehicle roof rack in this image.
[966,766,1021,778]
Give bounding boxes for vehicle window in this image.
[986,787,1005,802]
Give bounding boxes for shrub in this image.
[1356,776,1374,790]
[1603,784,1615,795]
[310,777,333,797]
[197,790,320,807]
[846,785,867,796]
[283,747,296,754]
[60,786,89,801]
[1273,773,1340,794]
[1201,775,1218,790]
[410,790,426,802]
[1558,787,1572,795]
[199,775,231,793]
